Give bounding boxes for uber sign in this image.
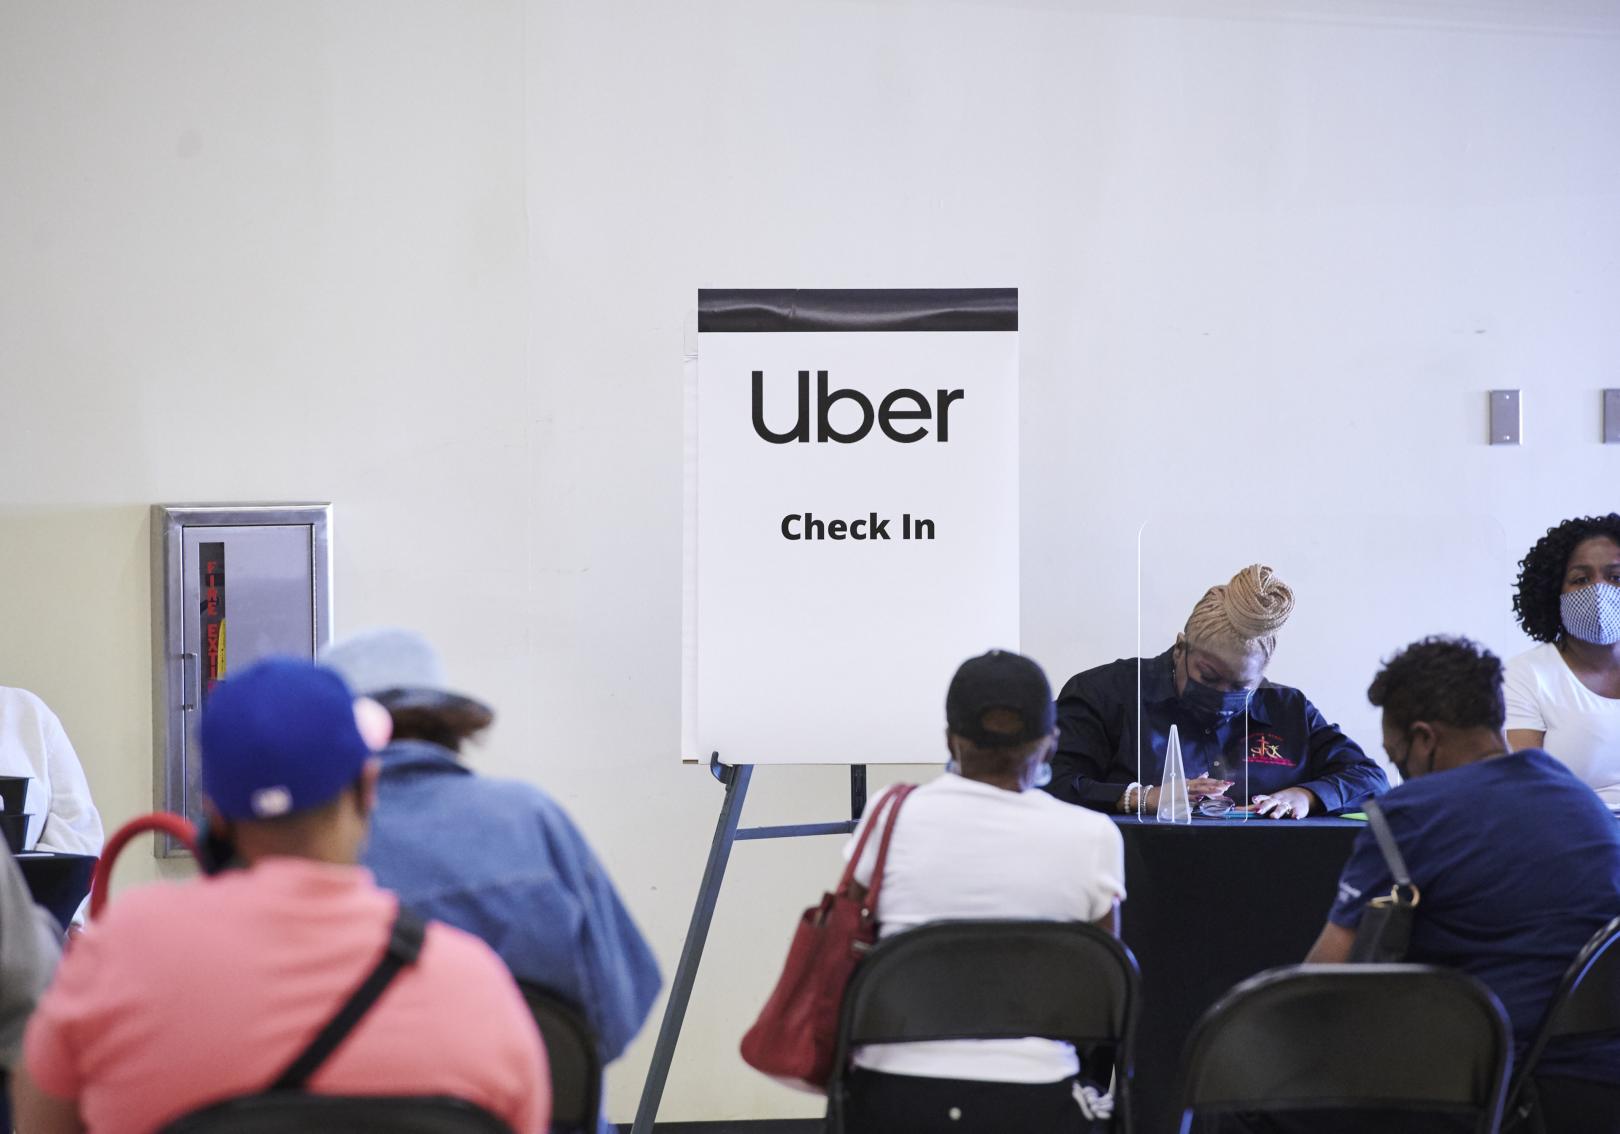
[683,288,1020,766]
[751,370,965,444]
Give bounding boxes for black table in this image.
[15,851,98,928]
[1112,815,1365,1134]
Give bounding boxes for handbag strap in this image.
[1364,799,1413,889]
[857,784,915,913]
[270,906,427,1091]
[834,784,901,892]
[835,784,914,905]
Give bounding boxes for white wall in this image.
[4,0,1619,1123]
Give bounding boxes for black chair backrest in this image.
[828,920,1140,1131]
[159,1094,514,1133]
[1536,915,1620,1042]
[517,981,603,1134]
[1505,916,1620,1117]
[1177,964,1511,1134]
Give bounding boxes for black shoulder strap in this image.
[1364,799,1413,888]
[270,907,427,1092]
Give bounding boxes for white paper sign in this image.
[683,289,1019,764]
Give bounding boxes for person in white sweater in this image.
[0,685,103,855]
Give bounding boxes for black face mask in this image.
[1180,676,1252,728]
[1390,729,1429,781]
[195,817,243,875]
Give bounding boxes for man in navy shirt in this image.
[1309,636,1620,1129]
[1049,565,1387,818]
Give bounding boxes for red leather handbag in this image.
[740,783,915,1093]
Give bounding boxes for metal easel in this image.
[630,755,868,1134]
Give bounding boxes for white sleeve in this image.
[1097,822,1126,908]
[1076,819,1126,921]
[1503,653,1548,734]
[33,711,105,856]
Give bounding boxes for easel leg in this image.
[631,760,753,1134]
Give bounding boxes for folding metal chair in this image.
[1503,916,1620,1133]
[826,919,1140,1132]
[159,1094,514,1133]
[518,981,604,1134]
[1175,964,1511,1134]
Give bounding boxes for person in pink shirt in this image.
[13,658,550,1134]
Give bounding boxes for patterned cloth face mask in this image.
[1561,582,1620,646]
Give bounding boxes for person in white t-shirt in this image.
[1504,514,1620,809]
[839,650,1126,1134]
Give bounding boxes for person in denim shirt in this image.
[324,629,661,1131]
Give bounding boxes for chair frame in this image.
[825,919,1141,1133]
[517,981,603,1134]
[158,1093,514,1133]
[1502,915,1620,1128]
[1174,964,1511,1134]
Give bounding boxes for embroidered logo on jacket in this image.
[1246,732,1296,766]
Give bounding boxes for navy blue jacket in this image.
[1047,649,1388,814]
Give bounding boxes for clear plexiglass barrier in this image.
[1126,513,1522,821]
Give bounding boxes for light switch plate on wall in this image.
[1489,390,1521,445]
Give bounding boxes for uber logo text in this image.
[752,370,964,444]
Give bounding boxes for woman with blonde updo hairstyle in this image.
[1181,564,1295,668]
[1044,565,1388,820]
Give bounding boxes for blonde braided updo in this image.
[1182,564,1295,663]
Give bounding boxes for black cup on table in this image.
[0,776,34,852]
[0,813,30,852]
[0,775,28,815]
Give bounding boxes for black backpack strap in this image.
[1365,799,1414,889]
[270,907,427,1092]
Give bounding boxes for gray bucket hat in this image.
[321,628,493,719]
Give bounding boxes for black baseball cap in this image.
[945,650,1056,747]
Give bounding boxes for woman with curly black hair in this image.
[1504,514,1620,809]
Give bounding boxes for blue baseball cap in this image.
[199,657,372,821]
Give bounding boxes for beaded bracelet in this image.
[1120,782,1143,814]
